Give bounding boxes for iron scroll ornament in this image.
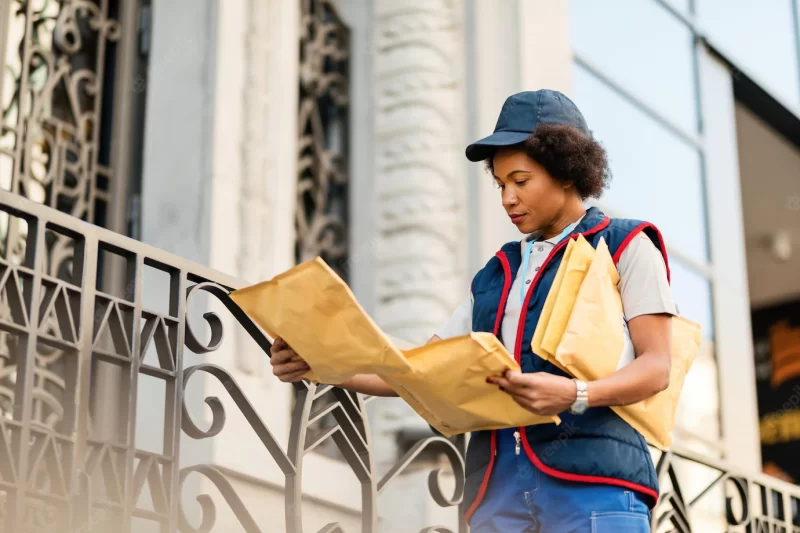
[178,464,263,533]
[180,281,469,532]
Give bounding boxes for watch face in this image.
[571,401,588,415]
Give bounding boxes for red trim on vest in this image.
[464,431,497,524]
[516,217,660,506]
[464,252,512,525]
[519,435,660,506]
[612,222,671,284]
[493,252,513,340]
[465,216,663,522]
[513,216,659,507]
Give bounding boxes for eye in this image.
[515,180,527,186]
[495,182,505,190]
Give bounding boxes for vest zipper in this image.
[512,218,611,466]
[513,431,521,455]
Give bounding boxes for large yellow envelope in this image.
[231,257,559,436]
[230,258,411,384]
[384,333,560,437]
[532,237,701,450]
[532,235,596,362]
[554,238,626,380]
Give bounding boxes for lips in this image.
[509,214,526,225]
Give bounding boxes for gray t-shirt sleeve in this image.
[617,232,678,320]
[435,289,474,339]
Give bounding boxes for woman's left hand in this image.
[488,371,577,416]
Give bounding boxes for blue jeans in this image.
[469,429,652,532]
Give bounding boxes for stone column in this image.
[208,0,299,377]
[234,0,275,376]
[371,1,468,530]
[373,0,468,344]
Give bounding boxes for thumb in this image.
[504,371,529,386]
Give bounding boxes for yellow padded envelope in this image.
[531,237,701,449]
[555,238,625,380]
[230,257,559,437]
[530,237,574,363]
[532,235,597,361]
[230,257,411,385]
[384,333,561,437]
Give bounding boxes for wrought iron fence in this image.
[0,191,466,533]
[0,191,798,533]
[0,0,145,238]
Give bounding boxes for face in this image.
[492,147,570,235]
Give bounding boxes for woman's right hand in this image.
[270,337,311,382]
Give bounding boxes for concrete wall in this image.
[137,0,366,529]
[140,0,217,265]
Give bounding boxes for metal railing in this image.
[0,191,798,533]
[0,191,466,533]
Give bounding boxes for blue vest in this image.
[463,207,668,523]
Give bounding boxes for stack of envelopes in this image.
[532,235,701,450]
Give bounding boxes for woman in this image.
[270,90,675,532]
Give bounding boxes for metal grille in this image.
[0,0,142,242]
[296,0,350,282]
[0,192,469,532]
[0,0,144,459]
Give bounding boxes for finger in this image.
[270,348,288,364]
[271,348,298,365]
[487,375,511,389]
[274,337,295,356]
[273,360,310,376]
[278,369,309,383]
[490,376,528,395]
[510,393,534,411]
[503,382,533,398]
[274,359,310,375]
[504,371,532,387]
[512,388,534,399]
[269,336,284,355]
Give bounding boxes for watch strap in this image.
[570,379,588,414]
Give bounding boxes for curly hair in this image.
[484,123,611,200]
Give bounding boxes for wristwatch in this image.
[569,379,589,415]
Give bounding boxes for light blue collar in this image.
[520,220,579,303]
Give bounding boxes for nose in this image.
[501,186,518,209]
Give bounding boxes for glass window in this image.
[669,260,714,339]
[664,0,692,16]
[571,0,698,134]
[669,261,721,456]
[573,65,709,263]
[675,340,722,450]
[696,0,800,111]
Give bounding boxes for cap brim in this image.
[465,131,532,162]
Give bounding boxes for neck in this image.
[539,201,586,240]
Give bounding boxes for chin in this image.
[517,222,539,235]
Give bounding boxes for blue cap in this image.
[465,90,590,162]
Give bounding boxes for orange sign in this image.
[770,320,800,388]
